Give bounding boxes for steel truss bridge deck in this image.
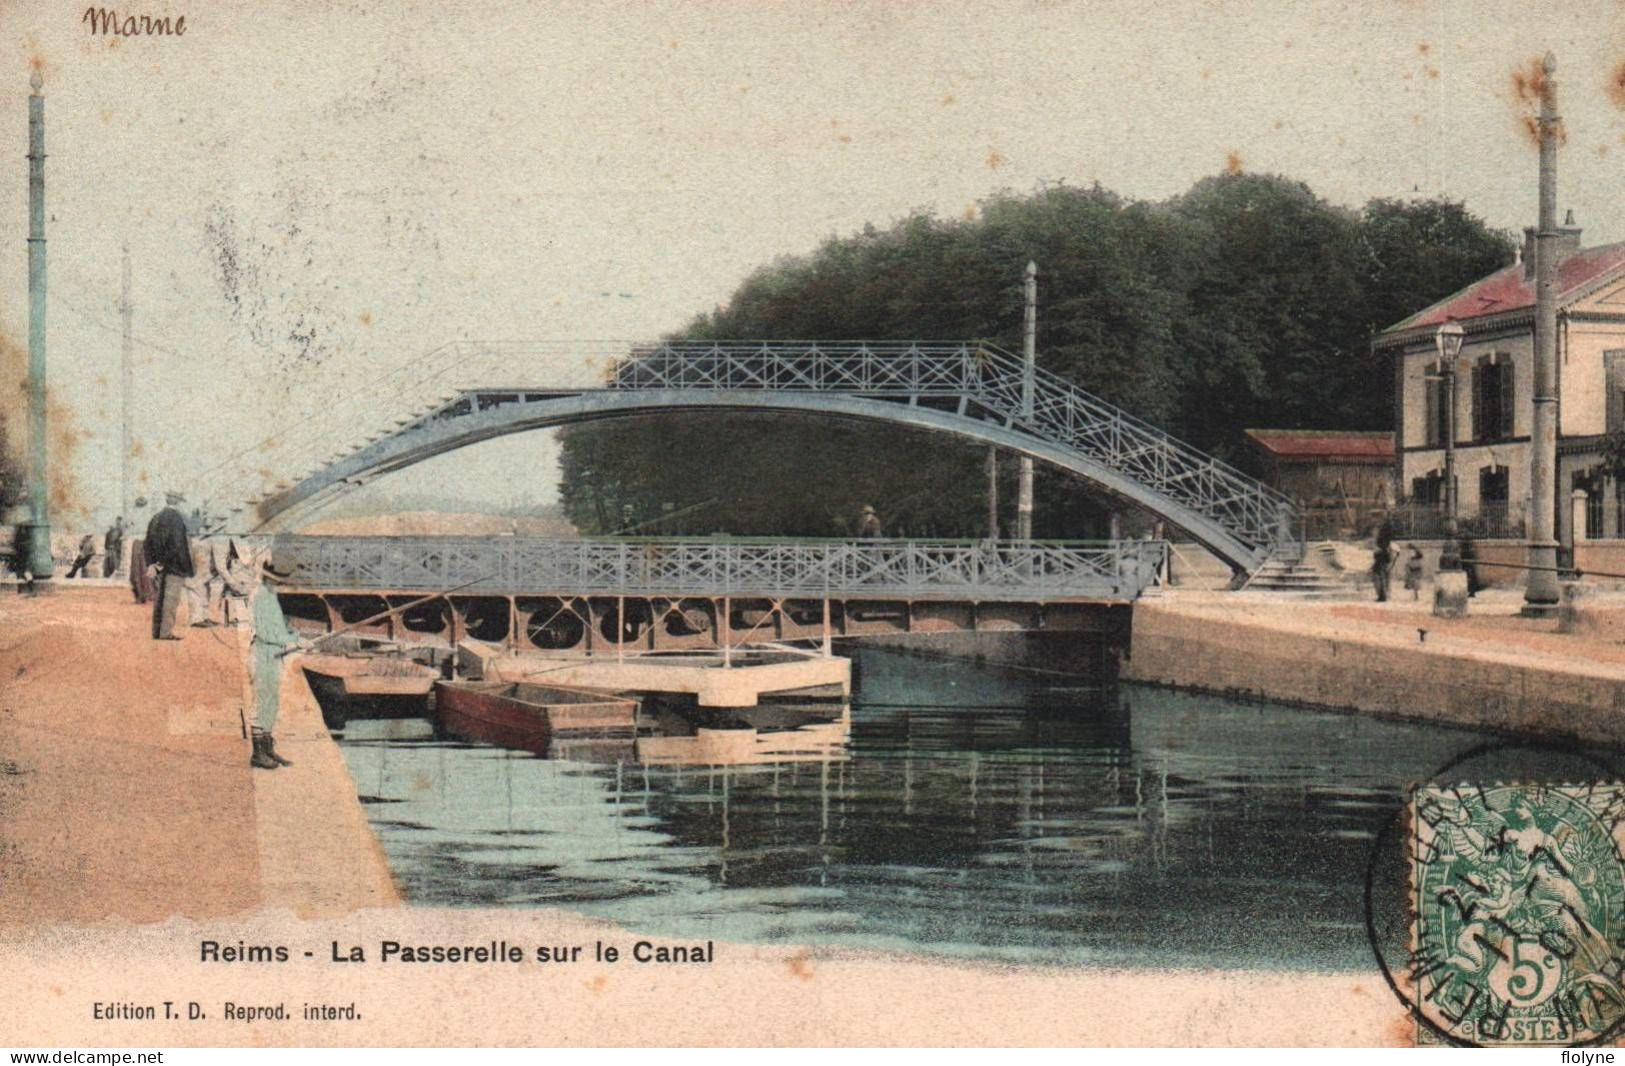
[242,341,1297,573]
[272,536,1166,601]
[270,536,1159,654]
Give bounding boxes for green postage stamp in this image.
[1411,783,1625,1046]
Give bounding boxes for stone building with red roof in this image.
[1376,220,1625,544]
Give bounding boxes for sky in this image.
[4,0,1625,529]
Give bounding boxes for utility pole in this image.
[1017,261,1037,540]
[121,244,134,524]
[1524,51,1561,616]
[22,70,53,584]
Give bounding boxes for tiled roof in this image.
[1382,240,1625,336]
[1244,429,1394,462]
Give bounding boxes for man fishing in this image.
[248,557,309,770]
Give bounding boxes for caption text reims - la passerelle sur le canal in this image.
[200,939,715,965]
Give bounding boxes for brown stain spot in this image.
[1418,42,1431,56]
[1425,66,1440,80]
[941,93,956,105]
[1520,113,1568,148]
[962,204,977,221]
[129,440,143,458]
[1224,150,1243,175]
[1273,118,1284,130]
[47,395,87,522]
[1200,67,1212,80]
[409,770,432,793]
[1511,56,1548,106]
[985,149,1005,170]
[838,134,851,144]
[786,951,815,980]
[1609,60,1625,110]
[587,974,608,993]
[107,37,120,50]
[1598,143,1611,157]
[358,311,373,327]
[50,985,62,996]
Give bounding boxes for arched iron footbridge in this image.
[236,341,1296,574]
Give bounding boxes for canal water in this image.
[335,646,1496,971]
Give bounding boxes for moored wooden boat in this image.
[433,680,638,755]
[302,653,438,729]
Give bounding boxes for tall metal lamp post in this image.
[21,70,53,585]
[1435,319,1465,568]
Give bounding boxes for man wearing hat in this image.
[857,504,882,539]
[144,491,194,640]
[248,556,307,769]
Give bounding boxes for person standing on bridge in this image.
[247,558,308,770]
[145,491,194,639]
[857,504,882,539]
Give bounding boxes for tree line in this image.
[565,172,1510,537]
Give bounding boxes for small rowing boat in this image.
[302,653,438,729]
[433,680,638,755]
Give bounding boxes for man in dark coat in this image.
[103,516,125,578]
[145,491,194,640]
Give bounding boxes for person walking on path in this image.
[65,533,96,579]
[185,529,218,628]
[248,559,307,769]
[128,537,153,603]
[102,517,125,579]
[1370,543,1395,602]
[144,491,194,640]
[1403,545,1425,601]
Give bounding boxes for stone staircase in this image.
[1243,544,1356,597]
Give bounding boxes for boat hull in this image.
[434,680,637,756]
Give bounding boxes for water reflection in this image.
[338,647,1492,971]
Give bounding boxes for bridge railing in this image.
[270,536,1167,601]
[609,341,1296,556]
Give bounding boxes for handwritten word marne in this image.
[83,8,187,36]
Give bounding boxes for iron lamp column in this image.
[1435,320,1465,569]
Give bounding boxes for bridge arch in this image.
[250,387,1287,572]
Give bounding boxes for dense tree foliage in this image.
[558,173,1512,538]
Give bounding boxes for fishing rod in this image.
[280,574,494,655]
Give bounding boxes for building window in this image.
[1423,362,1447,446]
[1607,351,1625,434]
[1411,471,1443,505]
[1472,354,1514,443]
[1576,467,1607,538]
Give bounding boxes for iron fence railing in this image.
[1385,501,1527,541]
[608,341,1296,555]
[270,536,1168,601]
